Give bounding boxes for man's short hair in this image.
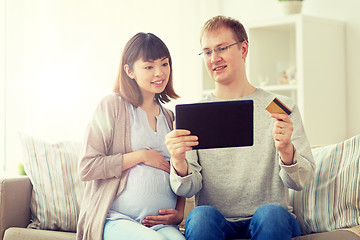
[200,15,248,44]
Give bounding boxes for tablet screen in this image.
[175,100,253,149]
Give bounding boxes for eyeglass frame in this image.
[198,41,243,57]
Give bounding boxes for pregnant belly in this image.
[110,164,177,222]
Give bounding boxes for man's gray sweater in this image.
[170,88,315,222]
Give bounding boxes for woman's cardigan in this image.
[76,94,174,240]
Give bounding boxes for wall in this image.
[0,0,211,175]
[221,0,360,141]
[2,0,360,175]
[0,0,4,173]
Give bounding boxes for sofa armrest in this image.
[0,176,32,240]
[342,225,360,237]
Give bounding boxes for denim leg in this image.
[185,205,246,240]
[249,204,301,240]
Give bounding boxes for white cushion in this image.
[292,135,360,234]
[21,134,85,232]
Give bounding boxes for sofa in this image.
[1,134,360,240]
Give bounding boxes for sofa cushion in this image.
[293,228,360,240]
[292,135,360,234]
[4,227,76,240]
[21,134,85,232]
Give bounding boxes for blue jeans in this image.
[103,219,185,240]
[185,204,301,240]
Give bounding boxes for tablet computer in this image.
[175,100,254,150]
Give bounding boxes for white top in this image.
[107,103,177,229]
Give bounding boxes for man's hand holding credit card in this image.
[266,97,295,165]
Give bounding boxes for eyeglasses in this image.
[199,41,242,57]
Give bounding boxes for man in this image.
[165,15,315,240]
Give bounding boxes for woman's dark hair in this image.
[113,32,179,106]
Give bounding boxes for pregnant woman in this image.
[76,32,185,240]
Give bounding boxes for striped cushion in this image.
[21,134,85,232]
[292,135,360,234]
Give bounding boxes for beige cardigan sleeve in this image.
[78,94,127,181]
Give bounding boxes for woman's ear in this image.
[124,64,135,79]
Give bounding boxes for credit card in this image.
[266,97,292,115]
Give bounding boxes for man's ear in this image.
[241,41,249,60]
[124,64,135,79]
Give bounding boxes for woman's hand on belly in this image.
[141,149,171,173]
[142,208,184,227]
